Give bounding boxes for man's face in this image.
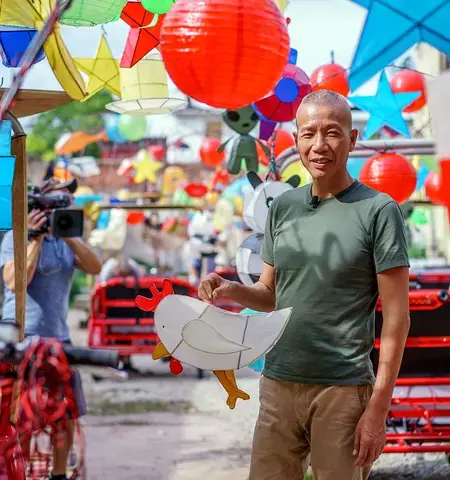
[293,103,358,180]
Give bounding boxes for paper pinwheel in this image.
[349,0,450,91]
[348,71,420,139]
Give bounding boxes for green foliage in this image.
[26,89,113,159]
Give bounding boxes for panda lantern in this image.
[236,171,300,286]
[219,105,270,175]
[136,279,292,409]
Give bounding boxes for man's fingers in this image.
[354,443,369,467]
[198,282,212,303]
[353,427,360,456]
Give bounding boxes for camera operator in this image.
[0,178,102,480]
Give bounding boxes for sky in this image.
[3,0,393,96]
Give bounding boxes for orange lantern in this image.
[390,70,427,113]
[199,138,225,168]
[127,212,146,225]
[310,63,350,97]
[268,129,295,158]
[257,140,269,167]
[160,0,290,109]
[185,183,208,198]
[359,153,417,204]
[424,171,445,205]
[148,144,166,162]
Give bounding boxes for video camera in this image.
[27,178,84,238]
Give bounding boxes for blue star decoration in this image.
[348,71,420,139]
[348,0,450,91]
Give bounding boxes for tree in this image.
[26,89,113,160]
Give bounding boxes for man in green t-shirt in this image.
[198,90,410,480]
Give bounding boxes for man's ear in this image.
[349,128,358,152]
[293,131,298,144]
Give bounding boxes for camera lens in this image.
[57,214,73,230]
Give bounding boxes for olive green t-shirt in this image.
[261,180,409,385]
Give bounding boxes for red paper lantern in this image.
[257,140,269,167]
[185,183,208,198]
[127,212,146,225]
[200,138,225,168]
[359,153,417,204]
[310,63,350,97]
[148,144,166,162]
[390,70,427,113]
[160,0,290,109]
[268,129,295,158]
[424,171,445,205]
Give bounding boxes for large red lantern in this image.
[424,171,445,205]
[390,70,427,113]
[199,138,225,168]
[160,0,290,109]
[268,129,295,158]
[359,153,417,204]
[310,63,350,97]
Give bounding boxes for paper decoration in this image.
[61,0,128,27]
[160,0,290,109]
[136,278,292,409]
[54,131,108,155]
[348,71,420,139]
[104,115,127,143]
[106,53,186,115]
[0,120,14,231]
[243,171,299,234]
[0,27,45,68]
[199,138,225,168]
[120,1,164,68]
[349,0,450,91]
[390,70,427,113]
[118,116,148,141]
[74,35,120,101]
[274,0,289,13]
[424,171,445,205]
[310,62,349,97]
[427,69,450,158]
[142,0,176,14]
[254,49,312,124]
[235,233,264,286]
[132,149,162,184]
[0,0,86,100]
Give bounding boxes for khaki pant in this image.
[249,376,373,480]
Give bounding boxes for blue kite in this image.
[348,0,450,91]
[348,71,420,139]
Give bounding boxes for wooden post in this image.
[8,111,27,423]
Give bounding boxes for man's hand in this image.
[198,273,235,304]
[28,209,48,236]
[353,404,387,467]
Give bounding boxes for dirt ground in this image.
[69,310,450,480]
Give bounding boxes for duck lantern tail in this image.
[136,278,174,312]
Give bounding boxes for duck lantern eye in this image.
[266,196,273,208]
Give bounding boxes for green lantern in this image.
[118,116,148,142]
[61,0,128,27]
[410,207,429,226]
[141,0,177,14]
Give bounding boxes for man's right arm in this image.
[3,236,44,292]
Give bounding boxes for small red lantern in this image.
[268,129,295,158]
[310,63,350,97]
[359,153,417,204]
[424,171,445,205]
[185,183,208,198]
[127,212,146,225]
[390,70,427,113]
[257,140,269,167]
[160,0,290,109]
[148,144,166,162]
[200,138,225,168]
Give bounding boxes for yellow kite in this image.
[0,0,86,100]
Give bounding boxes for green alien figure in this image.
[219,105,270,175]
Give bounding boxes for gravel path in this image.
[69,309,450,479]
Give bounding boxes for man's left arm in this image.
[63,238,102,275]
[354,201,410,467]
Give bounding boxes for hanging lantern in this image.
[199,138,225,168]
[253,48,312,123]
[359,153,417,204]
[424,171,445,205]
[310,63,349,97]
[61,0,128,27]
[106,53,186,115]
[142,0,176,14]
[0,28,45,68]
[268,129,295,158]
[390,70,427,113]
[118,116,148,142]
[148,145,166,162]
[160,0,290,109]
[185,183,208,199]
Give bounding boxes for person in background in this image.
[199,91,410,480]
[1,178,102,480]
